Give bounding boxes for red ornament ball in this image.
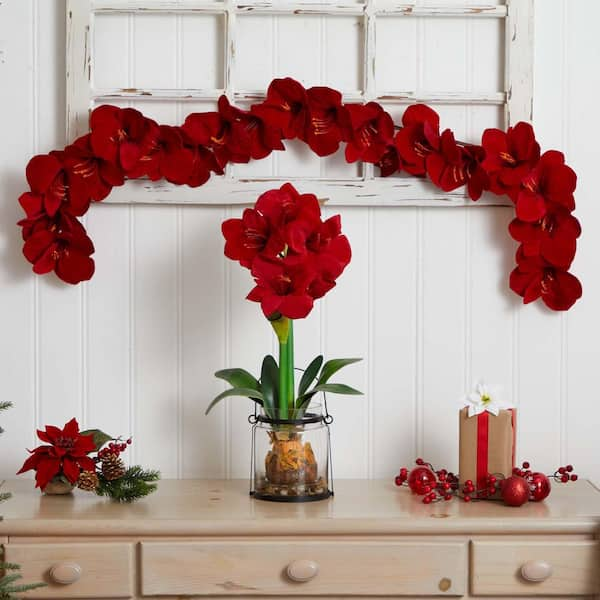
[529,472,551,502]
[501,475,530,507]
[408,466,436,495]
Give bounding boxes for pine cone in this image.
[77,470,99,492]
[101,453,126,481]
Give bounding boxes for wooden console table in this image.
[1,479,599,598]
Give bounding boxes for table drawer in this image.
[471,540,600,596]
[4,542,134,598]
[141,540,466,596]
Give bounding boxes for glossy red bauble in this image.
[529,472,551,502]
[501,475,530,507]
[407,466,436,495]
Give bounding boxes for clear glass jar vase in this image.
[250,404,333,502]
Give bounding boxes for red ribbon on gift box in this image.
[476,408,516,493]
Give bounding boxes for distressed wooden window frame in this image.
[66,0,533,207]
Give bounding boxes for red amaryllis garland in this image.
[16,77,581,310]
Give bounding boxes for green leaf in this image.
[214,368,260,391]
[297,355,323,401]
[311,383,363,396]
[318,358,362,385]
[80,429,113,451]
[205,387,264,415]
[260,355,279,417]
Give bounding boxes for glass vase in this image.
[250,404,333,502]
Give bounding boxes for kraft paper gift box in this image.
[459,407,516,495]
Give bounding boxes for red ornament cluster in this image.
[17,77,581,310]
[395,459,577,507]
[222,183,350,319]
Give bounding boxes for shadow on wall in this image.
[0,0,67,287]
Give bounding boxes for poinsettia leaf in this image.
[260,355,279,417]
[205,387,264,416]
[214,368,260,391]
[80,429,112,451]
[297,355,323,402]
[317,358,362,385]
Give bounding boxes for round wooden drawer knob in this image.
[521,560,553,582]
[49,562,82,585]
[286,559,319,583]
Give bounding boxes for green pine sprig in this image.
[95,466,160,503]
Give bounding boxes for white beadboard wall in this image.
[1,0,599,483]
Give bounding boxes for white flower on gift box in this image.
[461,381,509,417]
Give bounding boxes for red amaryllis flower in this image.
[251,77,309,140]
[143,125,195,185]
[516,150,577,222]
[222,207,283,268]
[344,102,395,164]
[255,183,322,252]
[217,95,284,160]
[395,104,440,176]
[21,213,95,284]
[461,143,489,201]
[481,122,540,199]
[63,134,125,202]
[426,129,467,192]
[25,153,70,217]
[90,105,159,176]
[247,256,315,319]
[17,418,96,490]
[376,143,401,177]
[304,86,349,157]
[510,254,582,311]
[509,206,581,269]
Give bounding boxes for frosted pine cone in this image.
[77,470,99,492]
[101,453,126,481]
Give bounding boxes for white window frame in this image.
[66,0,533,207]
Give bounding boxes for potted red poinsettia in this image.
[206,182,362,501]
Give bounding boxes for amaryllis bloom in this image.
[25,153,69,217]
[516,150,577,222]
[21,213,95,284]
[251,77,309,140]
[344,102,395,164]
[17,418,96,490]
[63,134,125,202]
[304,86,349,157]
[461,143,490,201]
[395,104,441,176]
[461,381,509,417]
[481,122,540,199]
[222,207,283,268]
[376,143,401,177]
[509,207,581,269]
[144,125,195,185]
[426,129,467,192]
[90,105,159,175]
[247,256,315,319]
[510,254,582,311]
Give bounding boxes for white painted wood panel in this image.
[1,0,599,488]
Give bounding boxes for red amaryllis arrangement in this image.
[206,182,362,420]
[17,418,159,502]
[16,77,581,311]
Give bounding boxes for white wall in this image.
[1,0,599,483]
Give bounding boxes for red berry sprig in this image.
[554,464,578,483]
[96,437,133,461]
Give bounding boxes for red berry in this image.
[127,438,132,445]
[423,496,432,504]
[566,464,573,472]
[465,480,473,487]
[444,494,452,501]
[463,495,471,502]
[488,475,497,484]
[561,474,569,483]
[558,467,566,474]
[400,468,408,476]
[522,461,530,469]
[570,474,578,481]
[416,458,424,465]
[423,485,431,494]
[395,476,403,486]
[443,482,450,491]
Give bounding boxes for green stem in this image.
[277,319,295,418]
